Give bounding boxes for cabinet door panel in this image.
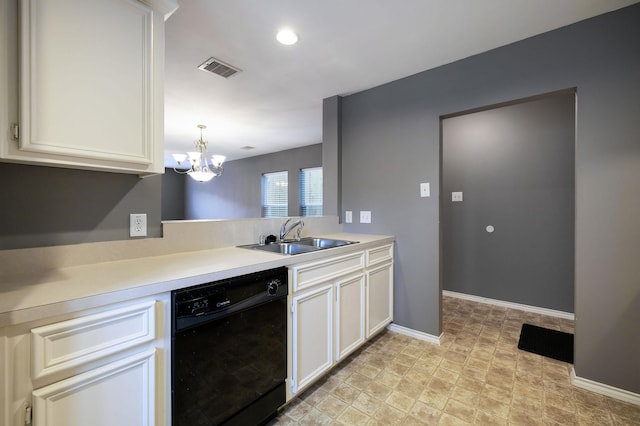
[291,284,333,394]
[335,273,365,361]
[20,0,153,163]
[32,349,156,426]
[366,262,394,337]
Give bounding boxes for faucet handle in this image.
[295,220,304,240]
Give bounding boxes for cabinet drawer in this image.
[32,349,156,426]
[31,301,156,380]
[366,244,393,267]
[292,251,365,292]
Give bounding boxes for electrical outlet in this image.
[452,192,463,202]
[130,214,147,237]
[360,211,371,224]
[345,211,353,223]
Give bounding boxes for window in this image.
[262,171,288,217]
[300,167,323,216]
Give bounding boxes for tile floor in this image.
[272,295,640,425]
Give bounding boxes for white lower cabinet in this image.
[289,243,393,398]
[335,273,366,361]
[291,284,334,394]
[366,261,394,338]
[0,295,169,426]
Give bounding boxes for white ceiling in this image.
[163,0,638,166]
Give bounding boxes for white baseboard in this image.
[571,368,640,406]
[442,290,575,320]
[387,323,441,345]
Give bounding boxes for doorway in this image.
[440,89,576,313]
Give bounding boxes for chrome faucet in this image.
[279,218,304,241]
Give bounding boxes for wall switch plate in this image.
[130,213,147,237]
[420,182,430,197]
[345,211,353,223]
[360,211,371,224]
[452,192,463,202]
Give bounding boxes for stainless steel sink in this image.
[238,237,358,255]
[296,237,358,249]
[239,242,320,255]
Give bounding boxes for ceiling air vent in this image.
[198,57,241,78]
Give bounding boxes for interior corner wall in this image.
[184,144,322,220]
[161,168,186,220]
[338,4,640,393]
[322,96,342,218]
[0,162,163,249]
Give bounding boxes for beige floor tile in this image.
[345,372,372,391]
[337,406,370,425]
[438,412,471,425]
[332,383,361,404]
[418,388,449,411]
[299,408,335,426]
[409,400,442,424]
[315,395,349,419]
[373,403,406,424]
[376,370,403,388]
[385,390,415,412]
[444,398,476,423]
[351,392,380,417]
[364,381,393,400]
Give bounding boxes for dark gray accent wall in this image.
[0,163,162,249]
[161,168,186,221]
[442,92,575,312]
[337,4,640,392]
[322,96,342,218]
[183,144,322,219]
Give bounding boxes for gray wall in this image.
[161,168,186,221]
[323,97,342,219]
[0,163,162,249]
[181,144,322,219]
[337,4,640,392]
[442,92,575,312]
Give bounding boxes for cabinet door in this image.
[335,273,365,362]
[6,0,164,174]
[366,262,394,338]
[291,284,333,395]
[32,349,156,426]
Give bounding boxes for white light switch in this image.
[420,182,430,198]
[360,211,371,224]
[345,211,352,223]
[452,192,463,202]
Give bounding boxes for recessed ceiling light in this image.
[276,28,298,45]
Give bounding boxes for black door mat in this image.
[517,323,574,364]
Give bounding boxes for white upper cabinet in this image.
[0,0,178,176]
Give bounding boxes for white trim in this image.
[571,368,640,406]
[442,290,575,320]
[387,323,441,345]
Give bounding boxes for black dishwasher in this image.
[171,267,288,426]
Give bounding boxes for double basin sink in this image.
[239,237,358,255]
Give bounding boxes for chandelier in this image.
[172,125,226,182]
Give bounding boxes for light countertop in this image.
[0,233,393,327]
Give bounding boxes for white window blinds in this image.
[300,167,323,217]
[262,171,288,217]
